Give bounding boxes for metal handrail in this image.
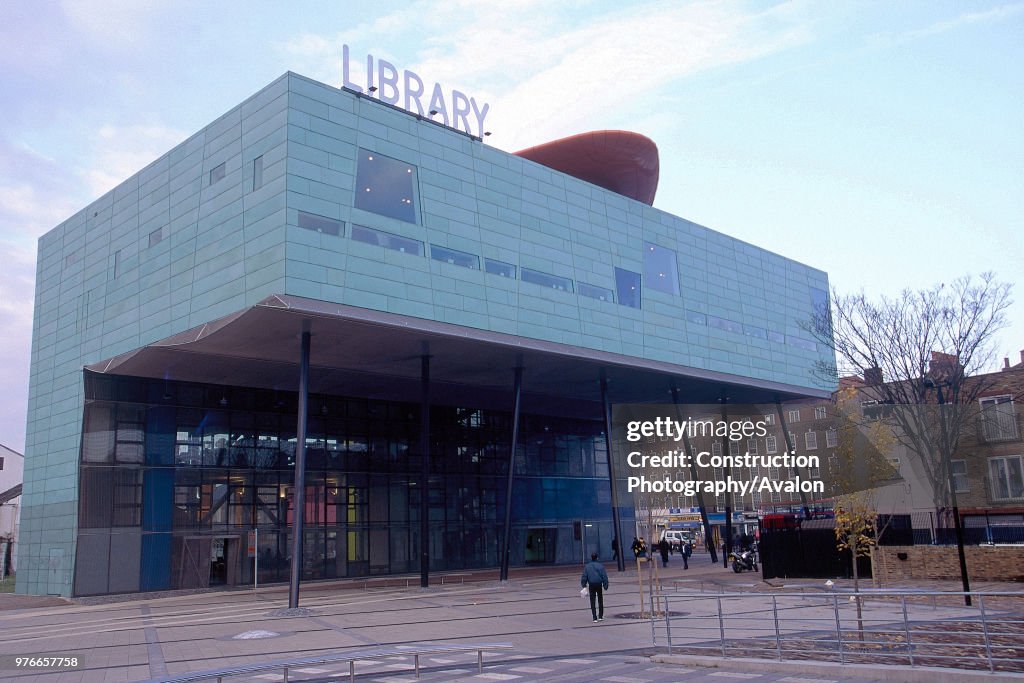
[143,642,514,683]
[652,589,1024,674]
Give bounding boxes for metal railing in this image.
[651,589,1024,674]
[143,642,513,683]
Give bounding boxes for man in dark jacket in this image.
[580,553,609,622]
[658,538,670,567]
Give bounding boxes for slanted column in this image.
[671,386,717,564]
[721,395,732,568]
[499,365,523,582]
[288,328,311,609]
[775,397,811,520]
[601,373,626,572]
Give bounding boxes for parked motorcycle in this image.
[730,548,757,573]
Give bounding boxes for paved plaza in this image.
[1,554,1021,682]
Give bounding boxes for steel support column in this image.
[671,386,717,563]
[420,352,431,588]
[775,398,811,520]
[288,328,311,609]
[721,395,732,568]
[499,366,523,582]
[601,373,626,572]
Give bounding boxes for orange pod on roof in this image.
[514,130,660,205]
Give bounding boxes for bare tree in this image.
[809,273,1014,510]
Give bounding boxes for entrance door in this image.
[524,528,556,563]
[208,537,241,586]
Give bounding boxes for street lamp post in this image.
[924,377,972,606]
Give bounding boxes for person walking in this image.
[658,538,670,567]
[580,553,609,622]
[681,540,690,569]
[611,537,619,561]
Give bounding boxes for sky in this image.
[1,0,1022,453]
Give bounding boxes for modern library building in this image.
[20,72,833,596]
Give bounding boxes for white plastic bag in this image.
[580,586,588,598]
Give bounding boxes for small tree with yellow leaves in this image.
[835,498,876,638]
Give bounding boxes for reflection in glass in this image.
[354,149,418,223]
[522,268,573,292]
[485,259,516,278]
[643,242,680,295]
[351,225,423,255]
[614,267,641,309]
[579,282,614,302]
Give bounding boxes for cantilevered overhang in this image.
[87,294,829,417]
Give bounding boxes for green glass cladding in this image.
[282,73,832,388]
[23,71,833,596]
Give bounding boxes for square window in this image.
[643,242,679,295]
[686,310,707,325]
[614,268,641,309]
[354,149,418,223]
[209,162,226,185]
[814,406,827,420]
[980,396,1017,441]
[149,228,163,247]
[788,410,800,424]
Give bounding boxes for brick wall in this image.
[873,545,1024,582]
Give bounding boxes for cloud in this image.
[0,121,182,449]
[82,123,189,198]
[870,2,1024,47]
[59,0,176,50]
[0,246,34,452]
[0,140,83,248]
[278,0,813,149]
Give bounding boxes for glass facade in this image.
[73,373,621,595]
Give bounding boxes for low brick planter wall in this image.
[873,544,1024,582]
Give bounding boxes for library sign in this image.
[343,45,490,139]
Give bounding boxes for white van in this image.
[660,529,694,552]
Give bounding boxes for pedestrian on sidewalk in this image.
[611,536,619,561]
[658,538,670,567]
[580,553,609,622]
[681,541,690,569]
